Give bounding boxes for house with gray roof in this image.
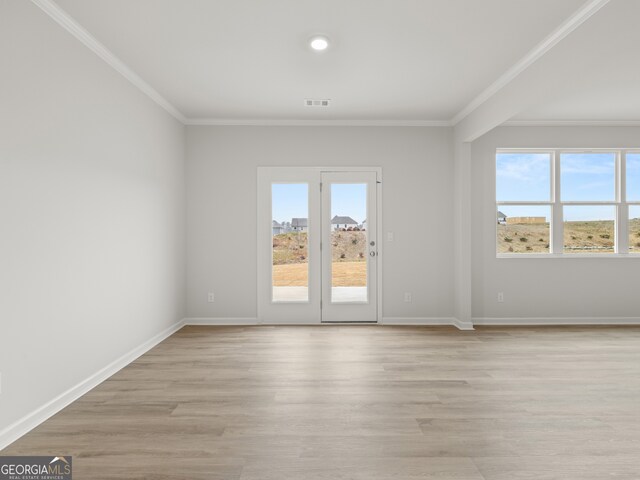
[291,218,308,232]
[332,215,359,231]
[272,220,284,236]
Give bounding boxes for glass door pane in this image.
[272,183,308,302]
[321,171,377,323]
[330,183,368,303]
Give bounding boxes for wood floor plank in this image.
[3,325,640,479]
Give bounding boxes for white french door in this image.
[321,171,378,322]
[257,167,380,324]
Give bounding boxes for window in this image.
[630,205,640,253]
[496,152,552,255]
[627,153,640,201]
[497,149,640,256]
[496,152,551,202]
[563,206,615,254]
[497,206,550,254]
[561,152,616,254]
[561,152,615,201]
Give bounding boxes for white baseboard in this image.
[382,317,467,328]
[472,316,640,326]
[186,318,363,325]
[452,318,475,330]
[186,317,475,330]
[186,317,258,325]
[0,318,186,451]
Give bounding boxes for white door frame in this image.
[257,166,383,324]
[321,171,378,323]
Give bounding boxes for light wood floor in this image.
[3,326,640,479]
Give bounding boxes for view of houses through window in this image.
[271,182,368,302]
[497,205,550,254]
[497,150,640,255]
[330,183,368,303]
[496,152,552,254]
[271,183,309,302]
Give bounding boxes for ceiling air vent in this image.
[305,99,331,107]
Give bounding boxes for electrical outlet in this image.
[497,292,504,303]
[404,292,412,303]
[387,232,394,242]
[207,292,215,303]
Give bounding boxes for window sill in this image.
[496,253,640,259]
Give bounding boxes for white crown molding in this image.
[30,0,187,123]
[28,0,452,129]
[185,118,452,127]
[33,0,616,130]
[502,119,640,127]
[0,318,186,450]
[450,0,611,126]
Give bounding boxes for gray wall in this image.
[187,126,454,320]
[471,126,640,320]
[0,1,186,432]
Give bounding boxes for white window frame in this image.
[496,149,554,256]
[496,148,640,258]
[627,151,640,254]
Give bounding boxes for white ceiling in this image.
[512,0,640,123]
[54,0,585,122]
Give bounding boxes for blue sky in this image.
[272,184,308,223]
[496,153,551,203]
[272,183,367,224]
[497,152,640,221]
[561,153,615,202]
[628,153,640,202]
[331,184,366,223]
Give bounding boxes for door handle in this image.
[369,251,376,257]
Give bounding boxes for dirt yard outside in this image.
[272,231,367,264]
[497,218,640,253]
[272,262,366,287]
[272,231,367,286]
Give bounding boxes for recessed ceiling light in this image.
[309,35,329,51]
